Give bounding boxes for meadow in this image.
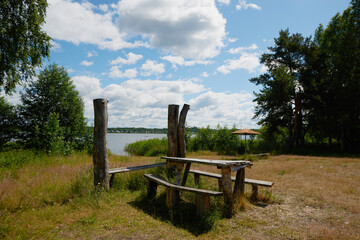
[0,150,359,239]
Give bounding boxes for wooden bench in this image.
[109,162,166,187]
[189,169,274,201]
[144,174,223,217]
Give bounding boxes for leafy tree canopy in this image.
[0,96,18,149]
[0,0,51,94]
[20,64,89,152]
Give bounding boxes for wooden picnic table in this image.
[161,156,253,216]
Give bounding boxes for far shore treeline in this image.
[108,127,199,134]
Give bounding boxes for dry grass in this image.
[1,152,359,239]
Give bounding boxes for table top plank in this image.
[161,156,252,167]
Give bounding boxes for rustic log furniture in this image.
[189,169,274,201]
[160,156,253,217]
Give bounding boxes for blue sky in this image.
[5,0,350,128]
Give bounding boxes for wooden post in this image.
[178,104,190,158]
[147,180,158,199]
[181,162,191,186]
[166,188,178,210]
[195,194,210,217]
[93,98,109,190]
[251,184,259,201]
[221,167,233,217]
[167,104,179,157]
[233,167,245,201]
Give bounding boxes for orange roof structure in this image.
[231,129,261,135]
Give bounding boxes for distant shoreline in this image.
[107,127,199,134]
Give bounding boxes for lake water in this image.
[107,133,167,155]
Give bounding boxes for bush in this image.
[125,138,168,156]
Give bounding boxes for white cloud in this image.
[188,91,256,128]
[217,0,231,5]
[116,0,226,59]
[200,72,210,77]
[1,91,22,106]
[228,43,258,54]
[80,60,94,67]
[236,0,261,11]
[71,75,257,128]
[45,0,146,51]
[110,52,143,65]
[87,51,98,58]
[109,67,138,78]
[71,77,208,127]
[162,55,212,68]
[51,40,61,52]
[217,52,261,74]
[99,4,109,12]
[228,37,238,43]
[141,60,165,76]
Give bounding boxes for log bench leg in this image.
[217,178,223,191]
[221,167,233,217]
[194,173,200,185]
[195,194,210,217]
[166,188,179,210]
[251,184,258,201]
[233,167,245,201]
[109,174,115,188]
[147,179,158,199]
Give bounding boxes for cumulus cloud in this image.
[141,60,165,76]
[71,77,207,127]
[218,43,263,74]
[217,52,261,74]
[228,37,238,43]
[51,40,61,52]
[109,67,138,78]
[80,60,94,67]
[228,43,258,54]
[110,52,143,65]
[116,0,226,59]
[200,72,210,78]
[236,0,261,11]
[162,55,212,68]
[217,0,231,5]
[45,0,145,50]
[188,91,256,128]
[87,51,98,58]
[70,76,256,128]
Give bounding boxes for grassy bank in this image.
[0,150,359,239]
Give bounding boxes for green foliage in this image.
[250,1,360,153]
[0,149,40,169]
[0,0,51,93]
[0,97,18,149]
[212,125,241,155]
[33,113,73,155]
[188,126,215,152]
[19,64,89,154]
[125,138,168,156]
[250,29,309,151]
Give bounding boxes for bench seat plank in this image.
[109,162,166,174]
[189,169,273,187]
[144,174,223,196]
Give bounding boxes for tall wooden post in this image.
[221,167,233,218]
[167,104,179,157]
[178,104,190,158]
[166,104,190,209]
[93,98,109,190]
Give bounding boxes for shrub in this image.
[125,138,168,156]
